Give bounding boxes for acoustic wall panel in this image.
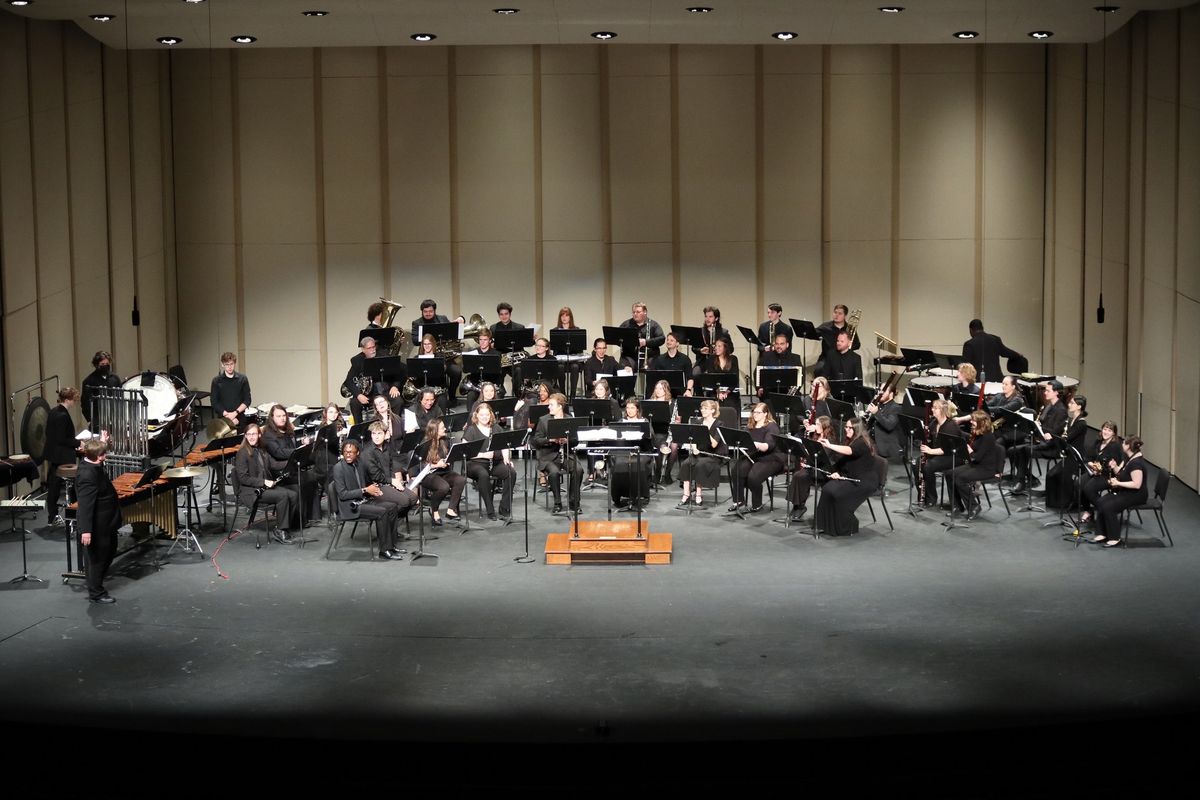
[102,49,139,371]
[387,71,452,244]
[541,72,604,245]
[325,242,383,399]
[897,239,973,350]
[542,240,606,337]
[830,240,892,353]
[1174,295,1200,489]
[827,72,892,243]
[29,21,71,303]
[457,241,536,325]
[321,73,382,246]
[170,50,235,246]
[762,73,822,245]
[176,243,237,375]
[607,72,672,245]
[388,242,453,318]
[611,242,674,336]
[1177,105,1199,302]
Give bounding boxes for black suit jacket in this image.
[961,331,1020,384]
[75,459,121,536]
[532,414,571,469]
[411,313,451,340]
[757,321,794,352]
[343,353,400,399]
[583,355,621,387]
[817,349,863,382]
[46,404,79,465]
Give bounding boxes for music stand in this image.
[901,347,938,373]
[493,328,535,355]
[605,421,654,519]
[736,324,762,363]
[827,378,862,404]
[667,423,723,517]
[938,434,970,531]
[602,325,640,367]
[347,422,372,443]
[203,432,244,529]
[447,437,486,533]
[527,403,550,432]
[359,327,396,350]
[669,325,704,350]
[934,352,965,371]
[462,353,503,392]
[373,356,407,389]
[791,319,822,387]
[825,396,856,426]
[717,425,757,519]
[406,357,447,391]
[486,428,528,526]
[998,408,1045,515]
[692,373,738,398]
[520,360,562,393]
[486,396,520,422]
[642,369,687,398]
[674,396,706,423]
[418,321,463,345]
[756,366,800,397]
[283,442,317,546]
[550,328,588,357]
[896,409,929,518]
[570,398,619,424]
[766,393,806,435]
[605,374,638,401]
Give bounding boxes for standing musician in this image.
[45,387,81,526]
[532,393,584,514]
[651,332,694,396]
[814,418,880,536]
[411,388,443,431]
[1078,421,1124,526]
[211,352,252,430]
[81,350,121,429]
[343,336,402,422]
[1008,380,1068,495]
[235,423,300,544]
[1045,394,1090,509]
[947,410,1002,519]
[1086,435,1147,548]
[676,399,726,508]
[417,417,466,526]
[757,303,794,354]
[412,301,465,401]
[490,301,526,335]
[619,301,665,370]
[362,422,419,518]
[787,415,836,522]
[757,334,803,397]
[816,330,862,383]
[262,404,323,524]
[816,304,861,365]
[75,439,121,604]
[583,338,621,390]
[962,319,1022,385]
[332,439,404,560]
[462,403,516,522]
[312,402,346,485]
[866,385,903,461]
[692,306,729,361]
[918,398,964,508]
[730,403,786,513]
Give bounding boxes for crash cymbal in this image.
[206,418,236,440]
[163,466,207,479]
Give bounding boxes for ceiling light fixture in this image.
[90,14,115,22]
[686,6,714,12]
[156,36,183,45]
[1094,5,1120,12]
[591,31,617,40]
[952,30,979,40]
[301,10,328,16]
[1028,30,1053,40]
[181,0,206,5]
[878,6,905,12]
[410,33,437,42]
[771,31,798,41]
[7,0,33,7]
[492,7,519,13]
[231,35,256,44]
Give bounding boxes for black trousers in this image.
[947,464,992,510]
[734,455,785,506]
[1081,475,1109,512]
[281,471,322,522]
[356,499,399,552]
[84,529,118,599]
[545,456,584,508]
[241,485,300,530]
[465,460,515,515]
[1095,490,1145,540]
[45,462,69,520]
[423,470,466,512]
[921,455,954,504]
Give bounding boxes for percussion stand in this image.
[5,501,44,583]
[165,471,205,558]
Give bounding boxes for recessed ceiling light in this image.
[492,7,519,13]
[771,31,798,41]
[181,0,206,5]
[89,14,115,22]
[686,6,714,12]
[1094,5,1120,12]
[878,6,905,11]
[7,1,33,7]
[591,31,617,40]
[302,10,328,16]
[410,33,437,42]
[1028,30,1053,40]
[157,36,183,45]
[953,31,979,40]
[231,35,257,44]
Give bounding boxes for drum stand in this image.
[166,474,204,558]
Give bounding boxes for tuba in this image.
[378,297,410,357]
[435,313,489,359]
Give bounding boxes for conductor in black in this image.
[76,438,122,604]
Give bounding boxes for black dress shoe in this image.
[676,497,692,509]
[379,549,405,560]
[789,512,805,523]
[1010,483,1028,495]
[1029,475,1041,488]
[272,530,294,544]
[431,517,443,527]
[487,512,498,521]
[552,504,563,514]
[748,504,765,514]
[89,594,116,604]
[727,502,744,513]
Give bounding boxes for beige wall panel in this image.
[900,44,974,74]
[241,244,321,350]
[1146,10,1179,104]
[985,44,1045,74]
[325,243,383,397]
[1173,295,1200,488]
[386,46,448,77]
[388,75,451,243]
[1052,72,1084,253]
[1178,105,1200,301]
[0,118,37,311]
[607,45,670,77]
[762,240,823,329]
[244,347,322,409]
[171,53,235,245]
[608,74,671,243]
[762,73,822,243]
[176,243,236,378]
[238,48,313,80]
[541,45,598,75]
[136,252,170,371]
[456,45,532,76]
[678,75,755,242]
[238,76,318,244]
[39,288,76,386]
[678,242,757,347]
[828,241,891,367]
[66,96,109,284]
[321,47,378,78]
[322,76,382,244]
[1143,97,1178,289]
[1055,44,1085,82]
[1098,72,1130,261]
[1080,255,1128,424]
[29,24,71,302]
[1125,20,1146,426]
[103,50,134,300]
[828,73,892,242]
[981,238,1044,373]
[898,72,976,241]
[984,72,1046,241]
[455,75,534,242]
[130,58,165,260]
[1052,239,1083,366]
[542,240,606,334]
[1138,281,1174,456]
[387,241,452,314]
[677,45,754,75]
[611,243,673,332]
[456,241,536,324]
[762,45,822,75]
[541,74,603,242]
[830,45,892,75]
[896,240,970,350]
[72,274,112,374]
[1183,5,1200,110]
[4,305,42,402]
[109,264,138,370]
[0,13,29,124]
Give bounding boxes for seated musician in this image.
[946,410,1003,519]
[697,338,739,402]
[590,379,622,421]
[312,402,346,484]
[984,375,1027,459]
[797,377,832,433]
[648,380,677,484]
[757,303,794,354]
[1008,381,1068,495]
[618,301,665,370]
[417,416,465,526]
[918,398,964,508]
[1045,394,1090,509]
[1085,435,1147,547]
[609,396,653,508]
[533,393,584,514]
[867,385,904,461]
[332,440,404,560]
[676,399,726,508]
[652,332,694,396]
[45,387,81,526]
[954,362,980,395]
[411,388,444,432]
[413,325,461,404]
[462,330,502,406]
[410,298,463,340]
[235,423,300,543]
[757,334,802,397]
[730,403,786,513]
[81,350,121,429]
[367,300,386,328]
[462,403,516,522]
[788,415,835,522]
[343,336,402,423]
[814,418,880,536]
[211,351,252,430]
[815,331,862,382]
[692,306,728,361]
[362,422,419,518]
[583,338,621,392]
[553,306,579,331]
[371,394,418,471]
[517,337,557,393]
[1078,420,1124,526]
[262,404,323,524]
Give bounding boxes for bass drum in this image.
[121,373,193,457]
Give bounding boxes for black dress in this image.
[815,438,879,536]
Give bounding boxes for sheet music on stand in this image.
[406,463,434,492]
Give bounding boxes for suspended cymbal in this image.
[206,418,236,440]
[163,466,207,479]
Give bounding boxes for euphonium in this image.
[844,307,862,344]
[500,351,528,367]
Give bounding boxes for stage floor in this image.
[2,463,1197,774]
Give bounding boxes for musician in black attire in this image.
[210,352,252,429]
[866,385,903,461]
[343,336,403,422]
[918,398,964,507]
[954,362,980,395]
[75,439,121,603]
[490,301,526,335]
[261,404,322,523]
[730,403,786,512]
[583,338,621,390]
[362,422,419,515]
[815,418,880,536]
[411,300,464,401]
[516,337,559,394]
[676,399,727,507]
[651,333,694,395]
[788,415,835,521]
[609,398,654,508]
[816,331,863,382]
[962,319,1022,385]
[44,387,80,525]
[816,304,861,364]
[619,301,665,369]
[462,403,516,521]
[1045,394,1091,508]
[947,410,1003,519]
[532,393,584,514]
[234,423,300,543]
[1008,381,1069,495]
[416,417,465,525]
[1087,436,1148,547]
[757,334,803,397]
[1078,421,1124,524]
[332,440,404,560]
[692,306,729,361]
[312,402,346,485]
[757,303,793,354]
[795,376,832,434]
[81,350,121,429]
[411,388,444,431]
[986,375,1028,455]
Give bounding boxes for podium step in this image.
[545,519,672,565]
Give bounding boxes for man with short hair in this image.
[757,334,803,396]
[816,330,863,383]
[816,304,860,366]
[490,301,526,335]
[76,438,122,603]
[619,301,665,370]
[961,319,1022,384]
[211,352,251,429]
[583,338,621,389]
[757,303,794,354]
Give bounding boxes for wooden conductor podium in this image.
[544,519,673,565]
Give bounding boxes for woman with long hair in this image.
[312,402,346,483]
[418,416,466,525]
[553,307,578,330]
[730,403,786,513]
[262,404,322,522]
[814,418,880,536]
[462,403,516,521]
[676,399,726,508]
[947,409,1002,519]
[1079,421,1123,524]
[234,422,300,543]
[788,415,835,522]
[1045,394,1090,509]
[1088,435,1148,547]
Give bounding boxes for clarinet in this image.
[916,399,933,506]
